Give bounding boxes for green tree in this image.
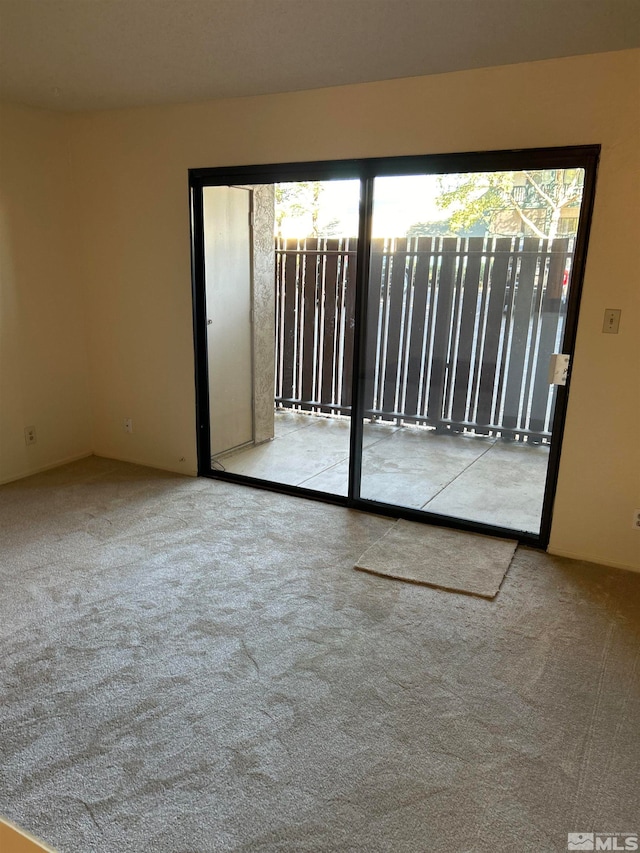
[406,220,454,238]
[274,181,324,236]
[436,169,584,240]
[406,219,486,238]
[317,217,343,237]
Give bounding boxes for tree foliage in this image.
[406,219,486,238]
[275,181,324,236]
[436,169,584,240]
[406,220,454,237]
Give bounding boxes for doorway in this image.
[204,185,253,457]
[190,147,599,547]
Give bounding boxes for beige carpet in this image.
[3,458,640,853]
[354,519,518,598]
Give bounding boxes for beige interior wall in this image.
[0,103,91,484]
[61,47,639,570]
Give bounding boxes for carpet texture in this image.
[354,520,517,598]
[1,457,639,853]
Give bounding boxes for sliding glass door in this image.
[358,169,587,536]
[201,178,360,497]
[191,147,598,546]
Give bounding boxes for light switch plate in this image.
[603,308,621,334]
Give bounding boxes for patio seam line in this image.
[295,427,401,488]
[419,438,498,511]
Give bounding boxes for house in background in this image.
[0,2,638,572]
[490,170,584,238]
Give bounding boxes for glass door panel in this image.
[359,170,585,535]
[203,179,360,496]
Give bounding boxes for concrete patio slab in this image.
[215,410,549,534]
[217,416,350,486]
[424,440,549,533]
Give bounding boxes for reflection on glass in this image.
[359,169,585,534]
[204,180,361,496]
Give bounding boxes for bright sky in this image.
[276,175,445,238]
[372,176,443,236]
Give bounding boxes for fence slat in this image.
[320,242,338,407]
[365,239,385,415]
[450,237,483,426]
[475,237,512,431]
[340,241,357,410]
[318,238,337,405]
[529,238,569,437]
[275,242,283,401]
[382,238,408,415]
[426,237,457,426]
[301,238,318,407]
[404,237,432,418]
[501,237,540,434]
[281,240,298,402]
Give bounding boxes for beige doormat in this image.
[354,520,517,599]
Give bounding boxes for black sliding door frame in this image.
[189,145,600,548]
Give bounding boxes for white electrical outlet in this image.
[124,418,133,434]
[24,426,37,446]
[633,509,640,531]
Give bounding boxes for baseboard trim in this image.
[0,451,93,486]
[94,452,197,478]
[547,546,640,574]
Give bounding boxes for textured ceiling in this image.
[0,0,639,112]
